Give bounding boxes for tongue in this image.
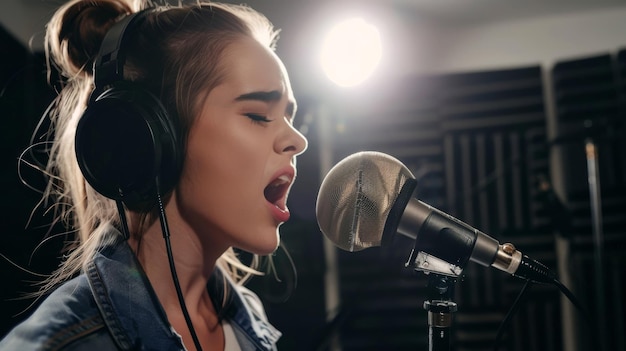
[264,184,282,204]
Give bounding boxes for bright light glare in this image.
[320,18,382,88]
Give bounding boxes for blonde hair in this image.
[38,0,280,294]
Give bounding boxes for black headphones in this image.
[75,11,182,210]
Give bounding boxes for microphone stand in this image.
[584,136,608,351]
[424,274,457,351]
[406,249,462,350]
[552,120,608,350]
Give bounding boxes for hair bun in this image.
[48,0,132,78]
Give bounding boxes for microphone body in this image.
[316,151,556,283]
[397,198,554,283]
[397,198,502,273]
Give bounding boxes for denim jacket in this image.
[0,226,281,350]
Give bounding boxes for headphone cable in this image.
[115,189,203,350]
[155,187,204,351]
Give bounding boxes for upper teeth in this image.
[272,175,290,186]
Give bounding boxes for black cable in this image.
[492,279,532,351]
[491,276,591,351]
[115,199,130,240]
[156,190,203,351]
[553,278,591,323]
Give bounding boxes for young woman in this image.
[0,0,307,350]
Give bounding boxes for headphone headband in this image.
[94,11,149,89]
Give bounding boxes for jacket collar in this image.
[86,225,280,350]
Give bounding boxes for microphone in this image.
[316,151,556,283]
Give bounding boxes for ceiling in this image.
[3,0,626,52]
[3,0,626,99]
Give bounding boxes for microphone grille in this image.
[316,151,415,251]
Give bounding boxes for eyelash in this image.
[246,114,273,124]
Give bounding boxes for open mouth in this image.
[264,174,292,209]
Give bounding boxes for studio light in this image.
[320,17,382,88]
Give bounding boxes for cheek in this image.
[186,137,260,187]
[176,120,268,225]
[181,129,244,203]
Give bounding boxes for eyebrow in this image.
[235,90,296,118]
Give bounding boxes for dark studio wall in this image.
[0,24,61,337]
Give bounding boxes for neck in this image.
[134,228,211,312]
[127,196,230,350]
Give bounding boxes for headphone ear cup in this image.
[75,83,181,209]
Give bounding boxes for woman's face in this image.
[177,36,308,255]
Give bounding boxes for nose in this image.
[276,116,308,156]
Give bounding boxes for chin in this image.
[248,229,280,255]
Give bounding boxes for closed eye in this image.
[246,114,273,124]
